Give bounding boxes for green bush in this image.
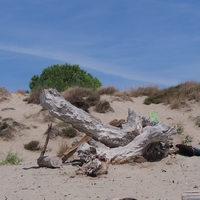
[29,64,102,92]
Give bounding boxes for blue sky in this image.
[0,0,200,92]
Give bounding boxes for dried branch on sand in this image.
[37,123,62,168]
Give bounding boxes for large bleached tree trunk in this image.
[40,88,177,164]
[40,89,137,148]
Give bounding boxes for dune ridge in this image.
[0,90,200,200]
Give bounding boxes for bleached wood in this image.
[60,134,91,163]
[37,123,62,168]
[100,125,177,163]
[40,88,177,163]
[40,89,137,148]
[37,156,62,168]
[182,190,200,200]
[40,123,52,157]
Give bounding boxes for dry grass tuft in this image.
[0,87,10,102]
[86,93,100,106]
[194,116,200,127]
[0,121,13,139]
[97,86,118,95]
[143,81,200,108]
[62,87,95,112]
[0,118,26,140]
[95,100,114,113]
[129,85,159,97]
[39,109,56,123]
[15,89,27,95]
[69,96,90,112]
[51,122,78,138]
[57,140,69,157]
[61,126,78,138]
[0,150,23,165]
[62,86,93,100]
[25,88,42,104]
[176,122,184,134]
[170,121,184,134]
[62,86,101,112]
[169,97,189,109]
[113,91,133,102]
[24,140,40,151]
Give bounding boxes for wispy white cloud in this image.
[1,0,200,90]
[0,43,179,86]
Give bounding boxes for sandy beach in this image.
[0,91,200,200]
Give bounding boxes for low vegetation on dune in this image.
[112,91,133,102]
[24,88,42,104]
[194,116,200,127]
[0,150,23,165]
[128,85,159,97]
[62,86,99,112]
[143,81,200,109]
[62,86,94,99]
[95,100,114,113]
[95,81,200,109]
[15,89,28,95]
[0,118,25,140]
[171,122,184,134]
[13,64,199,110]
[97,86,118,95]
[57,140,69,157]
[24,140,41,151]
[0,87,10,102]
[3,80,200,111]
[47,122,78,139]
[182,135,193,145]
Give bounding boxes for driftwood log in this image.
[37,156,62,168]
[40,89,177,164]
[37,123,62,168]
[182,191,200,200]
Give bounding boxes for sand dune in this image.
[0,91,200,200]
